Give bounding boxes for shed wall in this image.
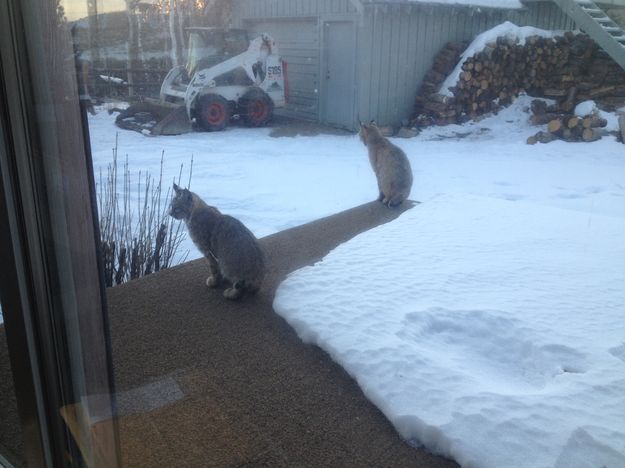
[234,0,360,121]
[234,0,358,17]
[232,0,575,129]
[358,2,576,128]
[246,19,321,120]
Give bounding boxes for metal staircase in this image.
[552,0,625,70]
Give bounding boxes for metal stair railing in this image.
[552,0,625,70]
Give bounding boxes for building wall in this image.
[232,0,575,129]
[246,18,321,121]
[234,0,359,123]
[234,0,358,18]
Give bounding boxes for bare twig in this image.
[95,136,191,285]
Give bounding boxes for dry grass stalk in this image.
[97,133,193,286]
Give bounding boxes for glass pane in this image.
[48,0,625,466]
[67,1,445,466]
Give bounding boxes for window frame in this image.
[0,1,120,466]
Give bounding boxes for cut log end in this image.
[548,119,564,135]
[582,128,602,142]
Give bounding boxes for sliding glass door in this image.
[0,1,119,466]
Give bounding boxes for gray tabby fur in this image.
[359,122,413,207]
[169,184,265,300]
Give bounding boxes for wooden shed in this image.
[231,0,576,130]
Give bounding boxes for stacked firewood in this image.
[413,41,468,126]
[412,32,625,127]
[527,99,610,143]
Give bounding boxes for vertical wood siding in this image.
[246,19,321,120]
[234,0,357,19]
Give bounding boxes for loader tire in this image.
[240,89,273,127]
[197,94,231,131]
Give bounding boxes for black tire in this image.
[196,94,231,131]
[239,89,274,127]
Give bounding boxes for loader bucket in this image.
[114,99,192,136]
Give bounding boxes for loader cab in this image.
[185,28,250,78]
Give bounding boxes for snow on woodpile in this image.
[412,22,625,128]
[380,0,524,9]
[439,22,562,96]
[526,97,623,144]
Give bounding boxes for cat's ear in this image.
[173,183,181,193]
[369,119,377,126]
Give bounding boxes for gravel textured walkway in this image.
[2,200,458,467]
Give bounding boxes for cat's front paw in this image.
[223,287,243,300]
[205,275,222,288]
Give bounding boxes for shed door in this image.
[322,21,355,130]
[245,19,319,121]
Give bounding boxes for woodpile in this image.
[526,99,610,144]
[413,41,468,127]
[412,33,625,130]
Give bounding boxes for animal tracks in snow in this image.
[398,308,588,393]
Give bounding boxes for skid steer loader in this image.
[115,28,287,135]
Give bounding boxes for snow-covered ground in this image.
[275,194,625,467]
[88,96,625,255]
[271,102,625,467]
[9,96,621,467]
[88,107,378,250]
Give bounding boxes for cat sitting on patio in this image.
[169,183,265,300]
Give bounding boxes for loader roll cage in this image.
[185,28,250,79]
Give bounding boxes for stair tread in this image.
[561,0,625,67]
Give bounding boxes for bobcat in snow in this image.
[169,184,265,300]
[359,122,413,207]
